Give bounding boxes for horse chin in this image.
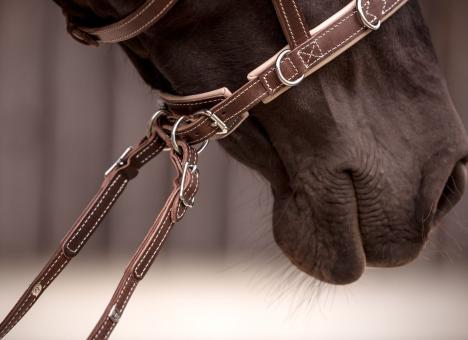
[271,172,367,285]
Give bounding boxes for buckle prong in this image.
[194,110,228,136]
[104,147,132,176]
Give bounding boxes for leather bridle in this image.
[0,0,409,339]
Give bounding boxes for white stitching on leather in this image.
[298,10,358,68]
[189,90,267,145]
[290,0,309,38]
[179,80,260,136]
[285,56,299,78]
[93,319,109,339]
[139,221,173,278]
[307,26,366,69]
[298,40,324,66]
[0,296,35,337]
[97,0,158,34]
[262,56,297,93]
[103,322,117,340]
[40,255,63,286]
[66,176,128,253]
[94,277,137,339]
[364,0,378,23]
[136,139,157,159]
[104,0,177,43]
[101,280,137,339]
[116,277,132,304]
[44,258,68,287]
[0,253,73,337]
[134,213,173,278]
[139,144,165,165]
[382,0,399,14]
[120,282,137,313]
[278,0,297,46]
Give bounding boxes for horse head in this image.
[55,0,468,284]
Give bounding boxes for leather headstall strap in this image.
[1,0,409,339]
[271,0,311,49]
[67,0,178,46]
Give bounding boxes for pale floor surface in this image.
[0,256,467,340]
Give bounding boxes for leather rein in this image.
[0,0,409,339]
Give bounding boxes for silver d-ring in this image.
[356,0,381,31]
[148,109,171,152]
[147,109,169,138]
[171,116,209,155]
[275,49,304,87]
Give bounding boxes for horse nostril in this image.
[434,161,467,220]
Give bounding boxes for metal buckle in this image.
[356,0,381,30]
[275,49,304,87]
[171,116,209,155]
[194,110,229,136]
[104,147,132,176]
[179,161,198,208]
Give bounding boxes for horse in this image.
[52,0,468,287]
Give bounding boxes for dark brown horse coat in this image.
[54,0,468,284]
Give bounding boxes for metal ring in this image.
[356,0,381,31]
[275,49,304,87]
[171,116,209,155]
[147,109,169,137]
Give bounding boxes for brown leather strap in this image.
[166,0,408,145]
[68,0,178,45]
[272,0,311,48]
[0,129,166,339]
[88,142,199,340]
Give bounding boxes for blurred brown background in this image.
[0,1,467,339]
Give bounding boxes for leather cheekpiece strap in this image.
[271,0,311,48]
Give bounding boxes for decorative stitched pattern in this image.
[297,40,324,67]
[363,0,378,23]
